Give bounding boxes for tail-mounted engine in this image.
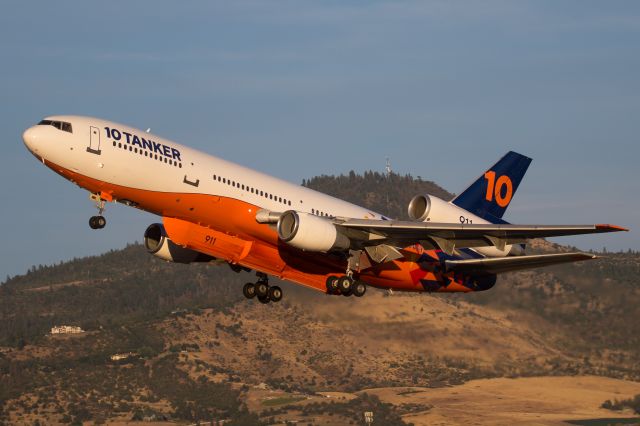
[277,210,350,252]
[144,223,214,263]
[408,194,484,224]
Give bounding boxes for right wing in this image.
[337,220,627,254]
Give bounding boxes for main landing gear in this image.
[325,250,367,297]
[243,273,283,304]
[325,275,367,297]
[89,193,107,230]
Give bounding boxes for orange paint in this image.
[484,171,496,202]
[484,170,513,207]
[494,174,513,207]
[44,158,480,295]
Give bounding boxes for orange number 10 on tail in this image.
[484,171,513,208]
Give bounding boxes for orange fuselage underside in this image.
[48,159,483,294]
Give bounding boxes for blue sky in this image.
[1,1,638,279]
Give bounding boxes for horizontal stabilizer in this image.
[444,252,597,275]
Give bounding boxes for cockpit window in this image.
[38,120,73,133]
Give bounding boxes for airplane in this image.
[22,116,627,303]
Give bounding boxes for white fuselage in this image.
[22,115,509,258]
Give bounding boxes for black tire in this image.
[96,216,106,228]
[337,276,353,294]
[352,281,367,297]
[89,216,97,229]
[255,282,269,298]
[326,276,339,294]
[268,286,283,302]
[258,295,270,304]
[242,283,256,299]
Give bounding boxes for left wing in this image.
[443,252,597,274]
[336,220,627,254]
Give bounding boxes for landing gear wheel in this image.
[268,286,283,303]
[255,282,269,299]
[352,281,367,297]
[89,216,106,229]
[326,276,339,294]
[337,276,353,295]
[242,283,257,299]
[258,295,270,304]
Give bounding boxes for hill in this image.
[0,171,638,425]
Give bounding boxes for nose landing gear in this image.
[88,193,108,230]
[89,215,106,229]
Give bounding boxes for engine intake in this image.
[144,223,214,263]
[277,210,350,252]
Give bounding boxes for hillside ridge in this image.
[0,171,638,425]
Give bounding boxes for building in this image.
[50,325,83,335]
[110,352,139,361]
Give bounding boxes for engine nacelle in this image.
[408,194,487,224]
[144,223,215,263]
[408,195,518,257]
[277,210,350,252]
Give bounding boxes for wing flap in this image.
[444,252,597,274]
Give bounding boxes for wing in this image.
[337,219,627,254]
[443,252,597,274]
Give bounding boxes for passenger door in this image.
[87,126,101,155]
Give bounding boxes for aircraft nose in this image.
[22,126,40,153]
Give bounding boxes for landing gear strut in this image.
[89,193,107,230]
[242,273,283,304]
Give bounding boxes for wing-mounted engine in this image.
[144,223,215,263]
[277,210,351,252]
[408,194,486,224]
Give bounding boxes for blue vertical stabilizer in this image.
[451,151,531,223]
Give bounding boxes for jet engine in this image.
[144,223,214,263]
[408,194,483,224]
[277,210,350,252]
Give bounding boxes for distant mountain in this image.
[303,170,453,219]
[0,171,638,425]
